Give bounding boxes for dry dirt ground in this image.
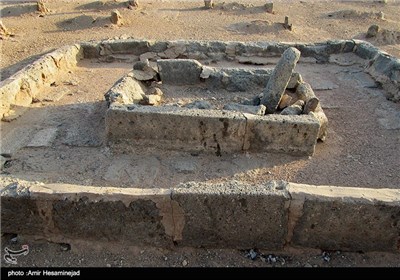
[1,0,400,269]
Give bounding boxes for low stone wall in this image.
[2,180,399,252]
[106,104,320,156]
[1,39,398,121]
[0,45,83,120]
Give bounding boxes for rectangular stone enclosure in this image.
[105,56,324,156]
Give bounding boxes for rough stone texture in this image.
[110,10,123,26]
[365,51,400,102]
[265,2,274,13]
[1,183,44,235]
[223,103,266,116]
[260,47,301,113]
[296,82,328,141]
[52,198,170,245]
[104,73,146,105]
[0,44,82,120]
[26,127,58,147]
[157,59,202,85]
[106,105,247,156]
[244,114,320,155]
[202,67,301,92]
[281,104,302,115]
[366,24,380,38]
[353,40,380,60]
[172,181,290,249]
[303,97,320,114]
[288,183,400,252]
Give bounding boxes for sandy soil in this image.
[1,0,400,268]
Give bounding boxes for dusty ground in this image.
[1,0,400,268]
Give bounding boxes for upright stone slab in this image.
[157,59,203,85]
[260,47,301,113]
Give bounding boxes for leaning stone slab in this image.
[157,59,203,85]
[288,183,400,252]
[172,180,290,249]
[260,47,301,113]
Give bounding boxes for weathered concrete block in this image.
[172,181,290,249]
[260,47,301,113]
[288,183,400,252]
[106,105,247,155]
[244,114,320,155]
[158,59,203,85]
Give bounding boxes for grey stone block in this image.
[172,181,290,249]
[291,199,400,252]
[81,42,100,58]
[354,40,380,59]
[158,59,203,85]
[106,105,247,155]
[53,197,171,245]
[244,114,320,155]
[101,39,150,55]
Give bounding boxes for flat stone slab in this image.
[26,127,58,148]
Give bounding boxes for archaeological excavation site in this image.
[0,0,400,267]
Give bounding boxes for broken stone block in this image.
[223,103,266,116]
[140,94,162,106]
[158,59,203,85]
[296,82,317,103]
[204,0,214,9]
[110,10,123,26]
[283,16,293,31]
[303,97,320,114]
[260,47,301,113]
[265,2,274,13]
[366,24,380,38]
[132,61,158,81]
[184,100,213,110]
[105,74,146,105]
[160,44,186,59]
[37,0,49,14]
[287,72,303,89]
[281,104,302,115]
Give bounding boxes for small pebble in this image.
[182,260,188,266]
